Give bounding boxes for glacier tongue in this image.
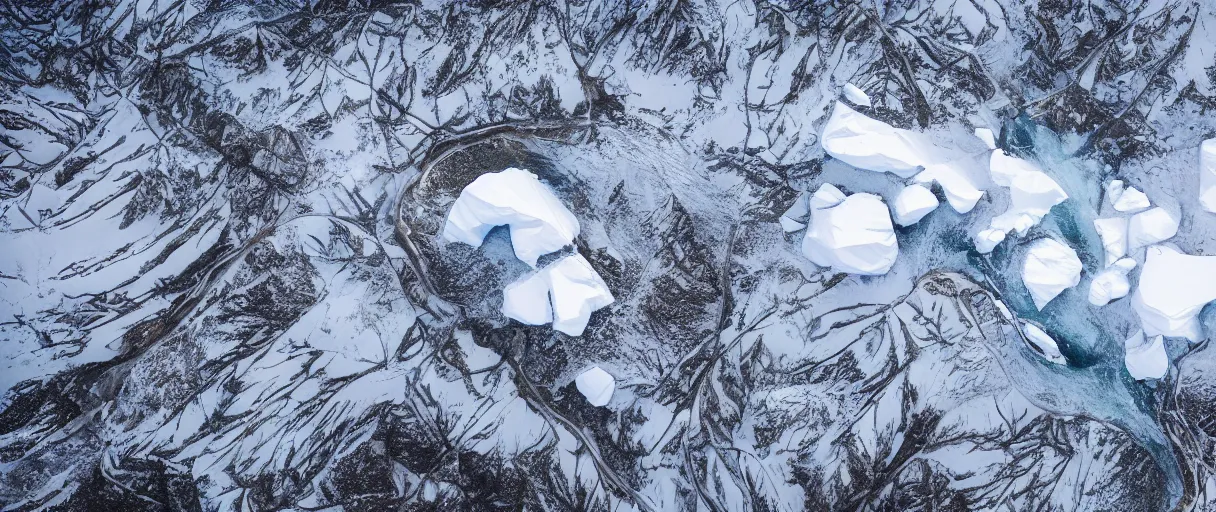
[443,168,580,267]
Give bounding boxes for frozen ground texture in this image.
[4,1,1216,511]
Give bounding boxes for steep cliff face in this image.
[2,1,1216,510]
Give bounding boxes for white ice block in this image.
[443,168,580,267]
[1131,245,1216,341]
[1021,238,1082,310]
[575,366,615,407]
[1126,207,1178,250]
[892,184,939,226]
[802,184,899,276]
[1124,330,1168,381]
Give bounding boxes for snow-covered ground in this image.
[2,1,1216,511]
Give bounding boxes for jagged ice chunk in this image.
[575,366,615,407]
[1021,238,1082,310]
[892,184,939,226]
[443,168,580,267]
[802,184,899,276]
[1131,245,1216,341]
[820,102,929,178]
[842,82,871,107]
[1088,258,1136,306]
[1124,330,1168,381]
[1127,207,1178,249]
[501,254,614,336]
[977,150,1068,253]
[1106,180,1151,213]
[1093,217,1128,267]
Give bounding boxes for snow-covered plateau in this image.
[5,2,1216,511]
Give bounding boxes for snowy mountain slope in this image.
[2,1,1216,511]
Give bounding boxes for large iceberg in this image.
[1131,245,1216,341]
[821,102,984,213]
[443,168,581,267]
[1202,139,1216,213]
[820,103,927,178]
[1127,207,1178,250]
[802,184,899,276]
[1021,238,1083,310]
[575,366,616,407]
[977,150,1068,253]
[892,184,939,226]
[1124,330,1169,381]
[501,254,615,336]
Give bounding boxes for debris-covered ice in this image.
[1124,330,1169,381]
[802,184,899,275]
[892,184,939,226]
[575,366,615,407]
[501,254,614,336]
[1132,246,1216,341]
[1022,238,1083,310]
[443,168,580,267]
